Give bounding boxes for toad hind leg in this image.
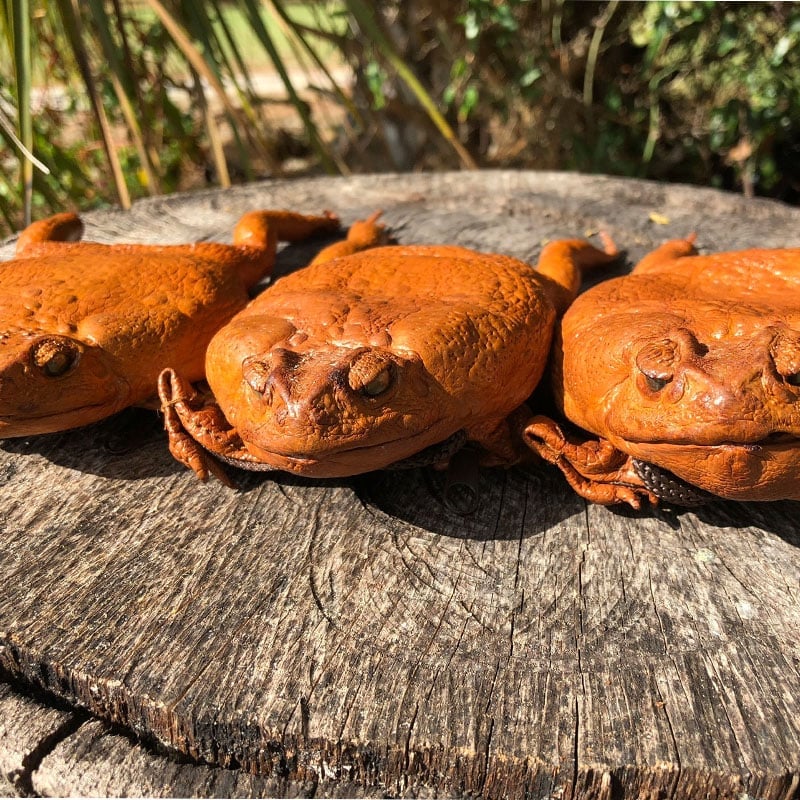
[15,212,84,255]
[309,211,389,265]
[535,234,620,314]
[233,209,341,249]
[524,415,657,509]
[229,209,342,286]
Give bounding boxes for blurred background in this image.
[1,0,798,235]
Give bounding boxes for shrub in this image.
[1,1,797,235]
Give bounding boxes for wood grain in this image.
[0,682,81,796]
[31,720,320,799]
[1,171,800,798]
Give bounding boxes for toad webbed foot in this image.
[523,415,658,509]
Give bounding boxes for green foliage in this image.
[364,60,389,110]
[0,1,798,236]
[447,0,545,122]
[0,0,352,234]
[344,0,798,200]
[621,1,800,197]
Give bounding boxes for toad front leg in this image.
[535,233,620,313]
[158,369,258,485]
[468,405,535,467]
[524,416,657,509]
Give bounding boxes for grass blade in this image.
[11,0,33,224]
[238,0,337,173]
[178,0,259,180]
[53,0,131,209]
[584,0,619,106]
[84,0,161,194]
[270,0,363,128]
[0,103,49,173]
[343,0,477,169]
[142,0,282,177]
[191,66,231,187]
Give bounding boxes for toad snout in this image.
[241,349,355,430]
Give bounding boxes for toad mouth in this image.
[0,401,109,420]
[0,398,119,428]
[205,428,467,473]
[627,431,799,449]
[630,432,799,506]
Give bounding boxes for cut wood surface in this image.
[1,171,799,799]
[0,683,79,796]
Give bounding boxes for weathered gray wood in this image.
[0,682,81,796]
[32,719,325,798]
[1,172,800,799]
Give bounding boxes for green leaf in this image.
[463,10,480,40]
[11,0,33,225]
[365,60,387,110]
[458,84,479,121]
[520,67,542,87]
[771,35,791,66]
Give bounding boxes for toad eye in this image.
[348,351,395,398]
[361,368,392,397]
[31,338,81,377]
[643,374,671,392]
[635,339,676,393]
[771,332,800,387]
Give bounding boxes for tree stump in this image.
[1,171,799,799]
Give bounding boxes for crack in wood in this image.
[15,714,88,796]
[660,660,683,798]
